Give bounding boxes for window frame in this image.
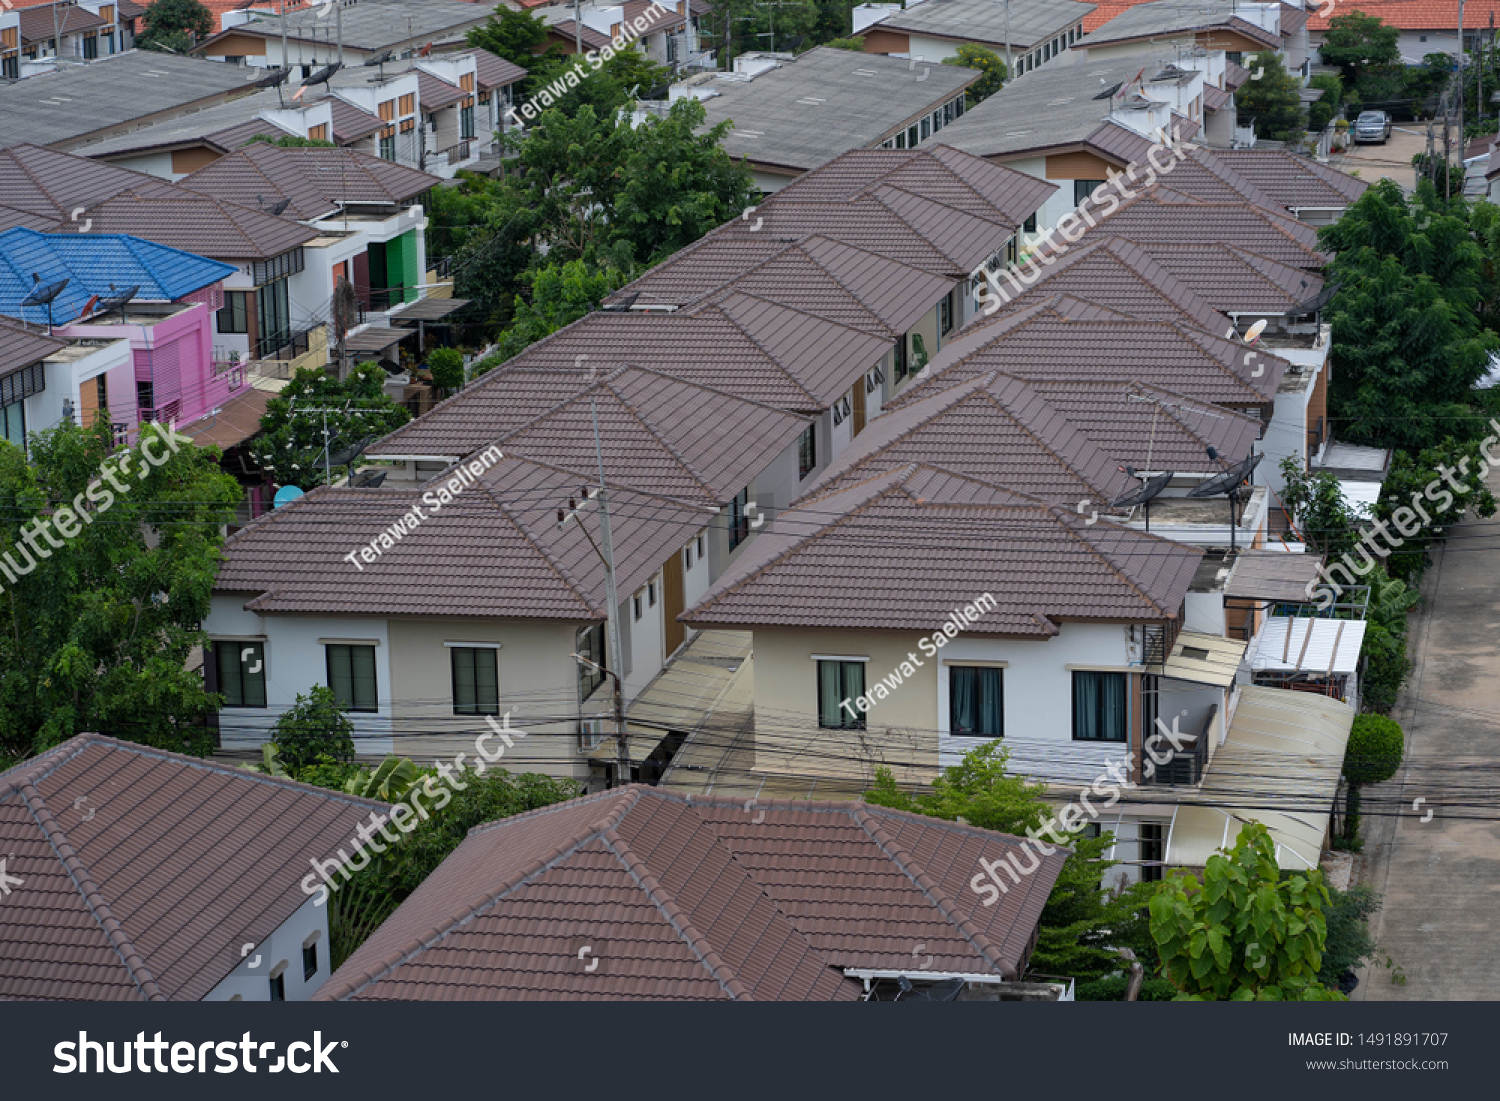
[816,659,866,730]
[797,424,817,479]
[893,336,909,381]
[326,643,379,712]
[450,646,499,716]
[1071,670,1128,742]
[216,641,267,708]
[302,942,318,981]
[269,973,285,1001]
[216,290,249,334]
[948,664,1003,737]
[728,486,751,551]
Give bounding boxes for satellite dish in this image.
[351,469,387,488]
[327,435,372,469]
[1111,469,1174,509]
[1244,318,1267,343]
[1188,452,1263,499]
[21,274,69,331]
[782,34,804,51]
[303,61,342,87]
[363,49,392,67]
[257,194,292,216]
[273,485,305,507]
[252,67,291,88]
[602,292,639,312]
[97,284,140,323]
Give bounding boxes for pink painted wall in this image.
[56,296,245,436]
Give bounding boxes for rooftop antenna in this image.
[1110,466,1175,534]
[257,193,293,216]
[363,48,392,81]
[1187,448,1263,553]
[21,273,69,334]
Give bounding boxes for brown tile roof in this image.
[802,372,1128,507]
[969,235,1231,338]
[202,119,287,153]
[0,145,317,261]
[179,385,273,452]
[376,366,811,504]
[181,144,440,222]
[1203,84,1231,112]
[549,19,614,50]
[0,315,66,380]
[685,463,1202,635]
[416,70,466,111]
[465,48,528,90]
[18,2,111,42]
[0,734,388,1001]
[325,96,386,144]
[1212,148,1368,211]
[898,295,1285,409]
[316,785,1064,1000]
[1224,548,1327,603]
[1085,190,1331,269]
[1223,61,1252,90]
[1096,236,1325,315]
[216,453,713,620]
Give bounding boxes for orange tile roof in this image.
[1307,0,1500,31]
[1082,0,1151,32]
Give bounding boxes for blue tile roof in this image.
[0,227,236,327]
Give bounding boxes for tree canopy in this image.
[0,418,240,760]
[138,0,213,52]
[943,43,1007,106]
[1235,51,1305,142]
[1319,11,1400,86]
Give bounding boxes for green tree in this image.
[1318,886,1382,990]
[248,362,411,490]
[1308,72,1342,132]
[942,43,1007,106]
[826,35,865,50]
[465,5,558,91]
[1277,457,1361,562]
[138,0,212,52]
[244,134,337,149]
[612,97,757,265]
[1235,51,1305,142]
[268,685,355,774]
[526,45,673,119]
[489,258,628,363]
[1373,438,1498,581]
[425,346,466,393]
[863,742,1159,981]
[1149,822,1344,1000]
[1340,714,1404,844]
[1359,567,1419,713]
[1319,11,1399,88]
[504,103,632,261]
[0,419,240,759]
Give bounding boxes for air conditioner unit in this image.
[579,718,607,750]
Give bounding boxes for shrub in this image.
[1075,974,1177,1001]
[1319,886,1382,987]
[270,686,355,774]
[426,346,465,392]
[1344,715,1404,788]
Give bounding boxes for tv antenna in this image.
[363,49,392,81]
[1186,448,1263,552]
[251,65,292,106]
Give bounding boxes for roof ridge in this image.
[17,781,166,1001]
[850,803,1016,978]
[972,383,1114,493]
[605,379,724,503]
[598,822,753,1000]
[699,301,822,408]
[320,789,644,1001]
[1061,506,1191,620]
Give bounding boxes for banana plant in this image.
[239,743,291,779]
[342,754,421,803]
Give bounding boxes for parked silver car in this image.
[1353,110,1392,144]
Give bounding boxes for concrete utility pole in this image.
[280,0,288,73]
[574,0,582,56]
[336,0,343,66]
[591,398,628,785]
[1459,0,1467,173]
[1004,0,1012,79]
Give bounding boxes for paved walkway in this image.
[1329,126,1427,191]
[1354,473,1500,1000]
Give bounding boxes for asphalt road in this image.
[1354,472,1500,1000]
[1329,125,1429,191]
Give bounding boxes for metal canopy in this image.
[390,297,471,322]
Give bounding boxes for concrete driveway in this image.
[1354,469,1500,1000]
[1329,125,1430,191]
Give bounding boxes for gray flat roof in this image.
[1086,0,1283,49]
[0,50,264,151]
[207,0,491,52]
[935,48,1179,157]
[874,0,1097,50]
[74,88,292,157]
[695,47,977,173]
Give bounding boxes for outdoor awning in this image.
[1152,629,1246,688]
[1165,685,1355,869]
[590,631,752,765]
[1224,549,1325,604]
[390,297,471,322]
[178,385,272,451]
[1250,616,1367,675]
[344,326,411,352]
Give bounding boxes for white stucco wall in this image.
[204,894,331,1001]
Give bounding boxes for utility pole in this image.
[336,0,343,66]
[1004,0,1011,79]
[591,398,628,785]
[573,0,582,56]
[1459,0,1467,175]
[280,0,288,75]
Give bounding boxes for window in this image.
[255,280,291,358]
[460,104,475,140]
[817,660,865,729]
[683,543,693,569]
[943,101,953,125]
[136,381,154,418]
[953,94,964,118]
[907,124,919,147]
[1,398,23,450]
[1139,823,1165,882]
[1419,34,1427,42]
[576,623,606,702]
[380,132,397,161]
[451,647,499,716]
[696,534,705,559]
[1072,670,1128,741]
[326,644,378,712]
[939,289,954,335]
[894,130,906,149]
[893,335,908,381]
[302,942,318,981]
[949,666,1002,736]
[728,486,751,550]
[399,93,416,116]
[919,116,930,141]
[217,291,248,334]
[1075,179,1106,206]
[82,33,98,59]
[269,973,285,1001]
[633,593,643,620]
[1023,212,1037,233]
[797,424,816,478]
[932,108,943,133]
[216,642,266,708]
[648,580,657,607]
[308,123,329,142]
